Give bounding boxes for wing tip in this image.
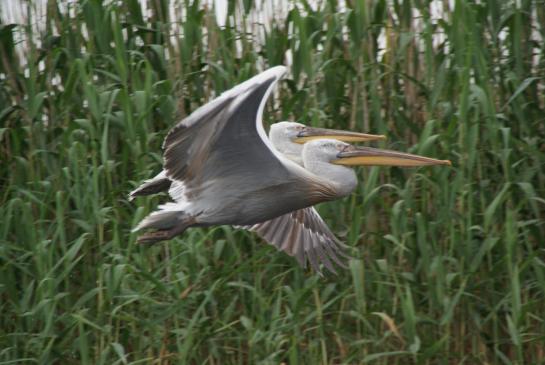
[265,65,287,80]
[238,66,287,94]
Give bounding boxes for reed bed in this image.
[0,0,544,363]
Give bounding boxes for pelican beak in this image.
[333,145,452,167]
[294,127,386,144]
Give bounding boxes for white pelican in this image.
[132,66,451,273]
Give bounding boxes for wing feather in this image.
[238,207,351,274]
[162,66,289,187]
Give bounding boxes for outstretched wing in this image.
[163,66,288,183]
[239,207,351,274]
[161,66,326,225]
[131,67,289,202]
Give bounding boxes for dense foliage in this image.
[1,0,544,363]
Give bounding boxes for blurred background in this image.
[1,0,544,364]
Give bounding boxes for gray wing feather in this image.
[238,207,351,274]
[129,171,171,200]
[162,66,288,186]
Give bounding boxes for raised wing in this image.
[163,66,287,183]
[160,66,325,225]
[239,207,351,274]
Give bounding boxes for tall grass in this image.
[1,0,544,363]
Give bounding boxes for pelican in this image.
[132,66,451,273]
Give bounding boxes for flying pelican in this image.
[132,66,451,273]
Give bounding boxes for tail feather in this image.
[129,171,172,201]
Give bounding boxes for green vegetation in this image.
[1,0,544,363]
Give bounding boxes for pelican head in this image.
[302,139,451,198]
[269,121,385,165]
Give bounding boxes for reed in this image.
[1,0,544,363]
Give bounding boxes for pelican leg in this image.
[137,223,189,244]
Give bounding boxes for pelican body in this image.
[131,66,450,273]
